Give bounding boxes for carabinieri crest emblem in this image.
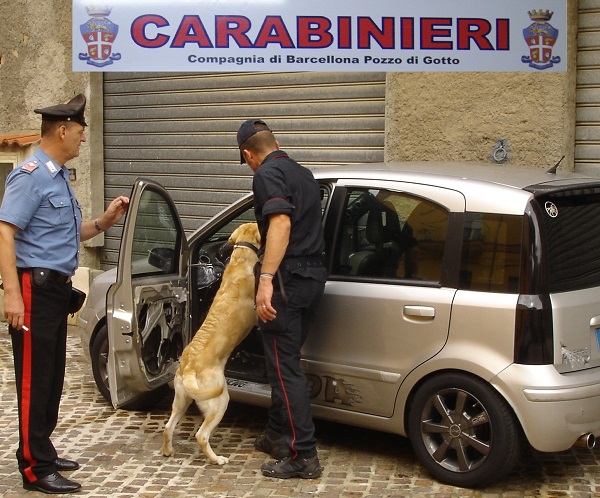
[522,9,561,70]
[79,6,121,67]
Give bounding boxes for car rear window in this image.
[459,213,522,293]
[536,191,600,292]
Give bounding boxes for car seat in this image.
[355,201,403,278]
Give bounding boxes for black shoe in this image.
[254,433,290,460]
[23,472,81,494]
[55,458,80,471]
[261,455,322,479]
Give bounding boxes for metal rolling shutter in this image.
[101,72,386,268]
[576,1,600,173]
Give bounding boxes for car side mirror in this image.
[148,247,175,273]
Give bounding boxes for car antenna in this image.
[546,156,565,175]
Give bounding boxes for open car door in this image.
[106,178,189,408]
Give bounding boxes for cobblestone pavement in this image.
[1,323,600,497]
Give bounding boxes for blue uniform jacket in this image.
[0,149,82,275]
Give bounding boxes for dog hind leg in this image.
[195,388,230,465]
[161,379,193,457]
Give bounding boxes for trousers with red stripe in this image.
[9,272,71,483]
[259,272,325,459]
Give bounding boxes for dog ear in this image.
[227,225,240,245]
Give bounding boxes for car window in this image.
[535,192,600,292]
[208,185,330,243]
[131,189,181,276]
[208,210,256,243]
[459,213,522,293]
[332,188,449,282]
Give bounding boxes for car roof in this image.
[312,161,599,190]
[312,162,600,215]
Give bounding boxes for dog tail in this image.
[181,372,224,401]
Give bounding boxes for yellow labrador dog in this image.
[161,222,260,465]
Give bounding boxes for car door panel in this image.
[303,282,457,417]
[301,181,465,418]
[106,178,189,408]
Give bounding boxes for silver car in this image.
[78,162,600,488]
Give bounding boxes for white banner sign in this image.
[72,0,567,72]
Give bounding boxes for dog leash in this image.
[234,243,287,301]
[248,245,288,304]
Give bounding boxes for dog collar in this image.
[233,242,259,254]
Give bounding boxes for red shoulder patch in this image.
[21,161,39,173]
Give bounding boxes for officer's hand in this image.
[104,196,130,225]
[256,279,277,322]
[4,289,25,330]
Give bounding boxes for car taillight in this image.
[514,294,553,364]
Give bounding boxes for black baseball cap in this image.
[34,94,88,127]
[237,119,270,163]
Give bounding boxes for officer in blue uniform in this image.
[0,94,129,494]
[237,119,327,479]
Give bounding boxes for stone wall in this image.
[385,72,571,169]
[385,2,579,171]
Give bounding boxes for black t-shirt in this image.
[252,150,325,260]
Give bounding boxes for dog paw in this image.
[161,445,173,457]
[212,456,229,465]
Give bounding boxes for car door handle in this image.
[403,305,436,318]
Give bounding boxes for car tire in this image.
[90,323,169,411]
[407,372,522,488]
[90,323,112,404]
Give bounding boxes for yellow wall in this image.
[384,2,579,171]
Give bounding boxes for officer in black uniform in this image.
[0,94,129,494]
[237,119,327,479]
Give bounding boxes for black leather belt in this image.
[18,268,72,284]
[282,255,324,269]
